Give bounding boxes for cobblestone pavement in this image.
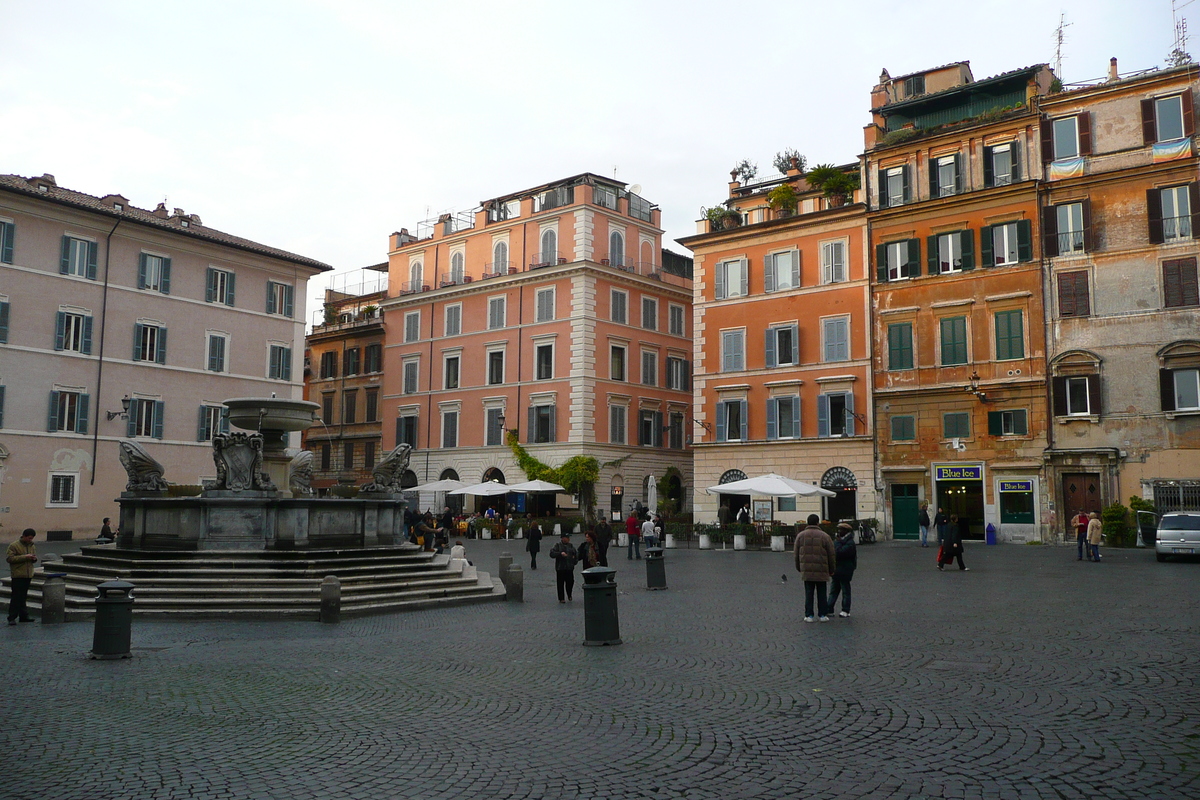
[3,540,1198,799]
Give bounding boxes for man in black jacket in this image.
[548,534,578,603]
[594,517,612,566]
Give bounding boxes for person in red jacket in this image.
[625,512,641,560]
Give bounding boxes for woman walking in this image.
[578,530,600,570]
[827,522,857,617]
[937,514,969,571]
[918,503,931,548]
[526,522,543,570]
[1086,511,1103,562]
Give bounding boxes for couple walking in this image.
[793,515,856,623]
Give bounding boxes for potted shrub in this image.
[767,183,799,218]
[704,206,742,231]
[360,304,378,320]
[773,149,807,175]
[804,164,860,207]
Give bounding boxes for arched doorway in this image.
[482,466,508,516]
[718,469,750,526]
[822,467,858,523]
[440,468,463,515]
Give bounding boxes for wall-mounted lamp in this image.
[107,395,131,421]
[693,418,712,433]
[965,371,990,403]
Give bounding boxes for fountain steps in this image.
[0,546,506,620]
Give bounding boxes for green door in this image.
[892,484,920,539]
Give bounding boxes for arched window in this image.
[641,240,654,269]
[493,241,508,273]
[409,262,423,291]
[609,230,624,267]
[540,229,557,265]
[450,252,464,283]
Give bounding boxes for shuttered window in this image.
[888,323,913,370]
[1057,271,1091,317]
[994,310,1024,360]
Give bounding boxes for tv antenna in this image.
[1167,0,1194,67]
[1052,12,1072,80]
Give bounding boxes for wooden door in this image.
[1061,472,1101,533]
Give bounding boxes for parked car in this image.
[1155,512,1200,562]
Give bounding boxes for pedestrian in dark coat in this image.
[918,504,931,548]
[594,518,612,566]
[934,508,950,544]
[578,530,600,570]
[827,522,857,617]
[548,534,578,602]
[793,514,837,622]
[526,524,543,570]
[938,515,969,571]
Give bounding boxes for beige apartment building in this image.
[0,173,330,539]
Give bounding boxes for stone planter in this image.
[733,534,747,550]
[664,533,676,549]
[770,535,786,552]
[698,533,712,550]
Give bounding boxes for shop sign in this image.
[999,480,1033,493]
[935,465,982,481]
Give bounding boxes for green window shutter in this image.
[980,225,994,266]
[764,329,776,368]
[283,285,294,318]
[133,323,143,360]
[160,258,171,294]
[1015,410,1028,436]
[156,326,168,364]
[282,348,292,382]
[0,221,13,263]
[928,159,938,199]
[901,165,911,204]
[766,397,778,440]
[81,316,93,355]
[205,268,215,302]
[226,272,236,306]
[127,400,138,437]
[926,235,938,275]
[1016,219,1033,262]
[86,241,98,280]
[138,253,148,289]
[906,238,920,277]
[0,385,5,428]
[55,311,66,351]
[47,391,60,431]
[266,281,276,314]
[983,146,994,187]
[954,153,963,193]
[996,310,1024,359]
[817,394,830,438]
[60,236,71,274]
[987,411,1002,436]
[153,400,165,439]
[0,301,9,343]
[876,167,886,209]
[960,229,975,270]
[876,243,889,282]
[76,393,89,434]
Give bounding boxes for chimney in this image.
[1108,57,1119,82]
[153,202,169,219]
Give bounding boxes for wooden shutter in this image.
[960,229,975,271]
[226,272,236,306]
[876,243,889,282]
[281,348,292,382]
[55,311,66,351]
[0,221,13,263]
[987,411,1002,436]
[1161,369,1177,411]
[715,401,726,442]
[902,165,911,204]
[208,337,221,372]
[1011,140,1022,181]
[1058,271,1090,317]
[1042,205,1060,258]
[983,146,994,186]
[266,281,276,314]
[926,235,939,275]
[47,391,60,431]
[138,253,148,289]
[1077,113,1092,155]
[1184,90,1196,137]
[906,238,920,277]
[81,316,93,355]
[791,251,800,288]
[980,225,994,266]
[1087,374,1102,416]
[528,407,537,444]
[1164,259,1183,307]
[714,261,726,299]
[283,285,294,318]
[0,301,8,343]
[764,254,776,293]
[739,399,748,441]
[1017,220,1033,262]
[764,329,776,368]
[1142,98,1157,145]
[60,236,72,274]
[1052,377,1068,417]
[928,157,939,199]
[127,399,139,437]
[156,326,167,364]
[1040,119,1054,163]
[132,323,143,360]
[1147,188,1165,244]
[845,393,856,436]
[160,257,171,293]
[550,407,558,443]
[1081,199,1095,252]
[953,153,963,194]
[1189,183,1200,239]
[876,167,886,209]
[76,394,89,434]
[817,394,830,438]
[197,406,208,441]
[791,395,801,437]
[152,401,164,439]
[739,259,748,297]
[205,268,215,302]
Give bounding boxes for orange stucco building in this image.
[379,174,693,519]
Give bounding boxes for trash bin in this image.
[985,523,997,546]
[91,580,135,660]
[581,566,621,646]
[645,546,667,590]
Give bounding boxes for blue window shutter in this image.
[86,241,98,280]
[153,400,164,439]
[82,316,93,355]
[739,400,748,441]
[76,393,90,434]
[715,402,727,442]
[740,260,748,297]
[817,394,830,438]
[282,348,292,381]
[764,255,776,293]
[156,326,167,364]
[791,252,800,287]
[714,263,726,300]
[205,268,215,303]
[266,282,276,314]
[226,272,236,306]
[47,391,60,431]
[197,406,207,441]
[138,253,148,289]
[127,401,138,437]
[55,311,66,351]
[133,323,143,360]
[765,329,777,368]
[792,394,801,437]
[160,258,171,294]
[60,236,71,274]
[284,285,294,318]
[0,221,13,263]
[766,398,778,440]
[0,301,8,343]
[845,392,856,436]
[790,325,799,362]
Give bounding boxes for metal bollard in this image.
[91,580,135,660]
[497,552,513,589]
[41,572,67,624]
[505,565,524,602]
[645,546,667,590]
[320,576,341,624]
[581,567,621,646]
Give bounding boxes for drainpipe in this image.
[1035,154,1056,537]
[90,218,122,485]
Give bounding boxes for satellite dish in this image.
[629,184,642,196]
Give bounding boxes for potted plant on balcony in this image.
[767,183,799,218]
[704,206,742,232]
[360,304,378,320]
[804,164,860,207]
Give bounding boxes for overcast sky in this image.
[2,0,1188,324]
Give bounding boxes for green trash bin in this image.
[645,546,667,590]
[91,580,135,660]
[581,567,621,647]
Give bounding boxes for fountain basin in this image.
[224,397,320,434]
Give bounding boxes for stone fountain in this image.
[117,397,411,551]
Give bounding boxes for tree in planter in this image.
[704,205,742,230]
[767,183,799,216]
[773,148,807,175]
[1101,501,1131,547]
[731,158,758,184]
[804,164,860,204]
[323,306,338,326]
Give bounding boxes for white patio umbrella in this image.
[706,472,835,498]
[449,480,512,496]
[647,474,658,513]
[409,479,466,493]
[506,479,566,493]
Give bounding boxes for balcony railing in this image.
[529,251,567,268]
[399,279,431,295]
[483,260,518,278]
[1057,231,1086,254]
[1164,215,1194,241]
[599,254,637,272]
